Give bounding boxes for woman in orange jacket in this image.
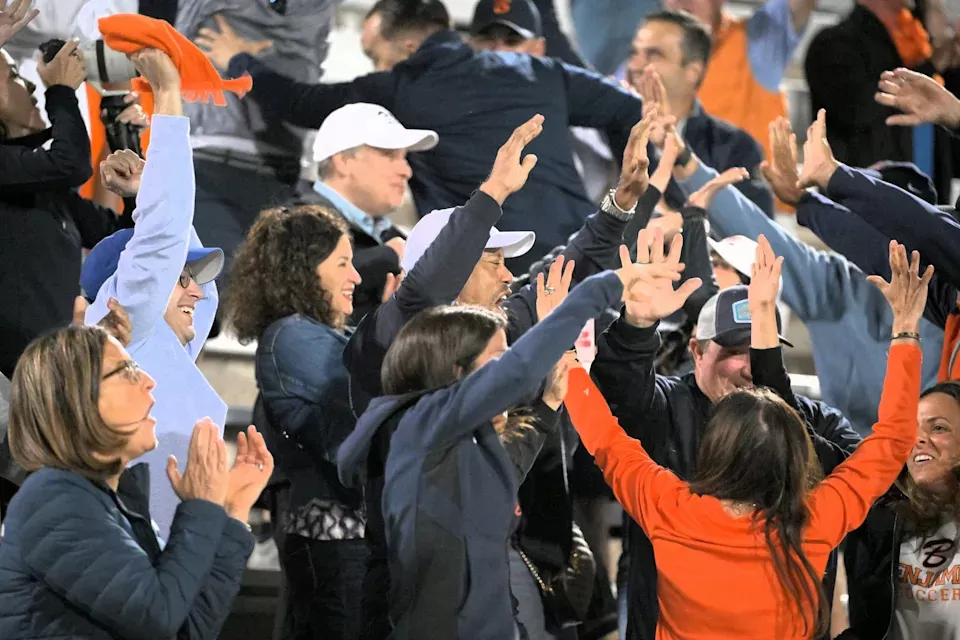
[565,236,932,639]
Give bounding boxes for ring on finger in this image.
[544,286,556,295]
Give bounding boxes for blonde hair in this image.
[10,325,136,481]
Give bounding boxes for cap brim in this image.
[369,129,439,153]
[474,19,537,39]
[186,247,224,285]
[712,327,794,349]
[486,230,536,258]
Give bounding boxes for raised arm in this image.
[564,367,688,536]
[84,52,193,345]
[223,53,395,130]
[807,242,930,547]
[344,117,544,399]
[421,231,697,450]
[748,235,861,472]
[676,151,868,325]
[561,59,643,164]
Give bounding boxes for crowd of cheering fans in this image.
[3,0,960,638]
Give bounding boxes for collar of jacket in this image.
[400,29,471,71]
[1,128,52,149]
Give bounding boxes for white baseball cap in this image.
[401,207,536,272]
[312,103,439,163]
[708,234,783,293]
[708,235,757,278]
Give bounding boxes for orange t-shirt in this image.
[564,344,921,639]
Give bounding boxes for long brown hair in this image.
[690,387,827,637]
[225,205,349,342]
[381,305,534,440]
[9,325,134,480]
[897,381,960,535]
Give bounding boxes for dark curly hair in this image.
[226,205,349,343]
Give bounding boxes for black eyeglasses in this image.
[102,360,141,383]
[178,266,196,289]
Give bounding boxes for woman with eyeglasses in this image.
[225,205,367,640]
[0,324,275,639]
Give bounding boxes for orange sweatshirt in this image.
[564,344,921,639]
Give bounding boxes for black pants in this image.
[278,535,369,640]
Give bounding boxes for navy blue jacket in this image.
[815,165,960,330]
[256,315,364,518]
[338,271,624,639]
[227,30,642,271]
[0,466,253,639]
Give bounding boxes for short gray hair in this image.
[316,147,361,180]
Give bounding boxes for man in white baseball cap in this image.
[296,102,439,322]
[401,207,535,308]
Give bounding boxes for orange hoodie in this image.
[564,344,921,639]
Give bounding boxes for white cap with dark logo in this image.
[312,103,439,164]
[695,285,793,347]
[401,207,535,273]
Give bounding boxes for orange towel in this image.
[98,14,252,106]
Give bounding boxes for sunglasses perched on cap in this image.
[102,360,142,384]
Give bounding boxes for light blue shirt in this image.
[85,115,225,539]
[313,180,393,243]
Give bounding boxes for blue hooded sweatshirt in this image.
[337,271,624,639]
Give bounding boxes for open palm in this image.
[0,0,38,48]
[619,228,702,326]
[876,68,960,128]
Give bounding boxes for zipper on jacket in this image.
[881,513,902,640]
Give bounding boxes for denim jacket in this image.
[255,314,364,534]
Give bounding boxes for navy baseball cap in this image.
[470,0,543,39]
[695,285,793,348]
[80,228,224,300]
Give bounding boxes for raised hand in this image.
[37,39,85,90]
[100,149,145,198]
[225,425,274,523]
[196,15,273,70]
[796,109,839,190]
[638,66,673,147]
[616,227,702,327]
[649,132,679,194]
[760,117,804,206]
[614,108,656,209]
[747,235,782,309]
[542,351,579,410]
[867,240,934,336]
[166,418,229,507]
[876,68,960,129]
[129,48,180,92]
[0,0,38,48]
[479,113,544,205]
[98,297,133,346]
[535,255,576,322]
[687,167,749,210]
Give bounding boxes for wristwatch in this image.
[600,189,636,221]
[674,143,692,167]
